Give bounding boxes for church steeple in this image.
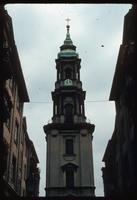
[44,22,95,197]
[58,20,78,59]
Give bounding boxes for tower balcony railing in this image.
[50,115,90,124]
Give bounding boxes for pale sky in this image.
[6,3,131,196]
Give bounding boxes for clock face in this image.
[64,79,73,86]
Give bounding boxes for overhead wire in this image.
[24,99,110,104]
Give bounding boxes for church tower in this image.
[44,21,95,197]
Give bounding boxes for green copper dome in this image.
[58,24,79,58]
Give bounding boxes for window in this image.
[81,105,83,114]
[25,145,27,157]
[10,77,15,94]
[4,91,12,128]
[16,89,21,111]
[65,139,74,155]
[12,156,16,184]
[5,116,10,129]
[123,154,129,182]
[61,163,78,188]
[64,103,73,123]
[18,168,22,180]
[24,164,26,180]
[16,92,20,110]
[76,72,78,79]
[58,73,61,79]
[66,169,74,187]
[23,189,26,196]
[3,39,8,48]
[9,78,13,89]
[5,78,15,94]
[19,102,23,114]
[14,121,19,143]
[20,150,23,168]
[6,21,11,31]
[65,68,72,79]
[55,105,57,115]
[21,129,24,144]
[3,95,11,122]
[64,104,73,115]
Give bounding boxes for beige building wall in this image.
[3,78,29,196]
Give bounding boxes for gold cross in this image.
[66,18,71,26]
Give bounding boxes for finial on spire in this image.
[66,18,71,26]
[66,18,71,33]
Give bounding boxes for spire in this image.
[64,18,73,46]
[57,19,79,58]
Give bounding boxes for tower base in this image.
[45,186,95,197]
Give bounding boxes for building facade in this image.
[44,23,95,197]
[102,4,137,197]
[0,5,40,197]
[23,117,40,197]
[0,4,13,197]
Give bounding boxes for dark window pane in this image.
[14,122,19,143]
[64,104,73,123]
[66,169,74,187]
[65,139,73,154]
[12,156,16,184]
[65,68,72,79]
[64,104,73,115]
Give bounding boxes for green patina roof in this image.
[58,49,79,58]
[58,25,79,58]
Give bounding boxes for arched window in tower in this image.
[61,163,78,188]
[55,105,57,115]
[65,68,73,79]
[64,103,73,123]
[81,105,83,114]
[58,72,61,80]
[76,72,78,79]
[59,73,61,79]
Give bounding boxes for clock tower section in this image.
[44,23,95,197]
